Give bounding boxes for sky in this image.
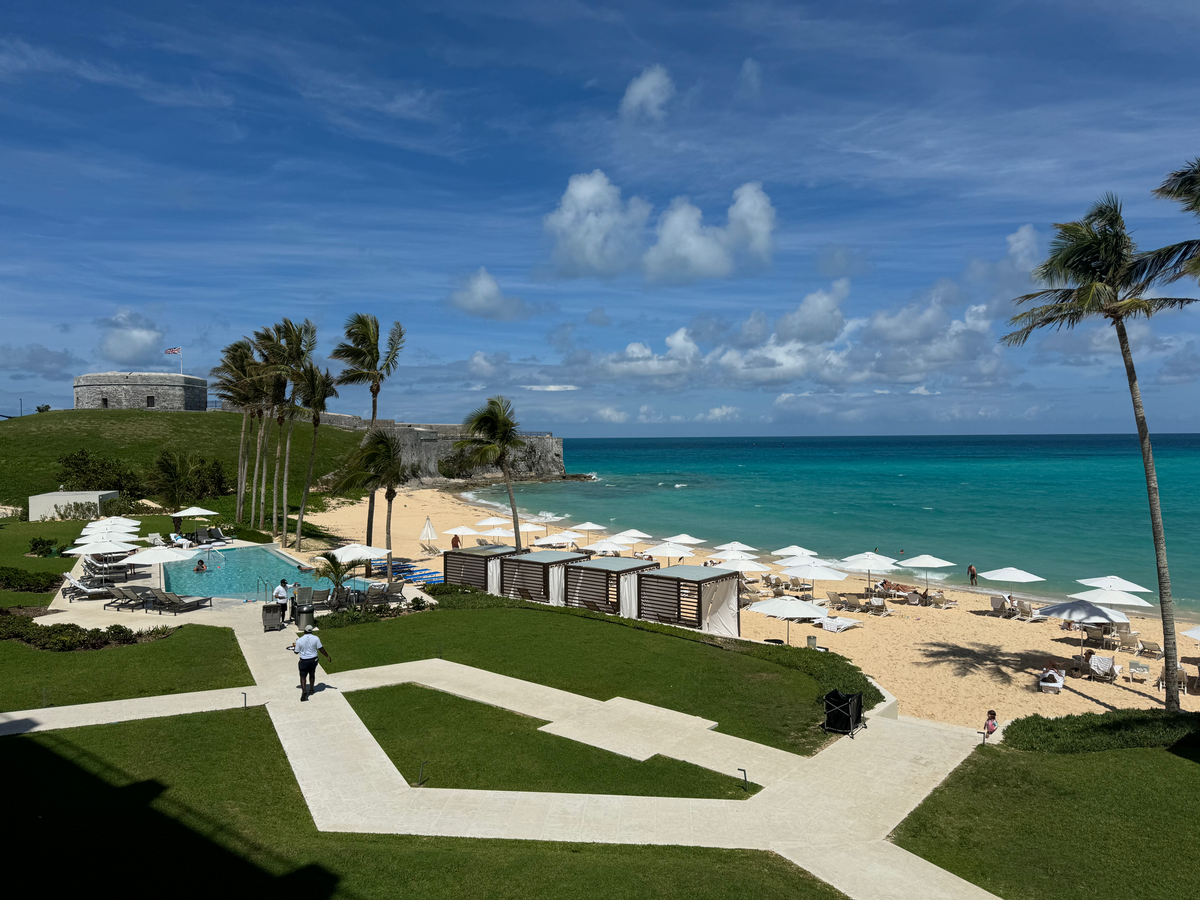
[2,0,1200,436]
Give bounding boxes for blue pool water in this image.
[164,546,370,601]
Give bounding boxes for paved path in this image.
[14,597,997,900]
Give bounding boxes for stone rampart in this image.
[74,372,208,411]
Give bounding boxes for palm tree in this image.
[292,362,339,553]
[1135,158,1200,284]
[1001,194,1196,712]
[454,396,526,552]
[330,314,406,547]
[146,450,202,511]
[209,339,257,523]
[334,428,409,560]
[312,551,363,597]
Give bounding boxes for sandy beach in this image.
[308,487,1200,729]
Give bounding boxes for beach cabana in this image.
[500,550,587,605]
[636,564,740,637]
[564,556,661,617]
[442,545,519,594]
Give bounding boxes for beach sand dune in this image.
[309,488,1199,729]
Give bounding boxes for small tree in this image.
[145,450,202,512]
[334,428,410,558]
[313,551,363,595]
[454,396,526,552]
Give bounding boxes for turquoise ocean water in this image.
[470,434,1200,612]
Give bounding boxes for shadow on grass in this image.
[3,733,343,898]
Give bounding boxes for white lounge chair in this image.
[990,596,1015,618]
[866,597,891,616]
[1038,668,1066,693]
[1088,655,1119,684]
[1138,640,1164,659]
[1127,661,1150,684]
[818,616,861,633]
[1157,665,1187,694]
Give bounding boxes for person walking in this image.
[289,625,331,701]
[968,564,978,586]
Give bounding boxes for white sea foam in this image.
[675,483,687,488]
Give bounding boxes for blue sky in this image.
[2,0,1200,435]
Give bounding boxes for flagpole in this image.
[180,347,184,375]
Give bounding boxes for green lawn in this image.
[321,607,833,755]
[0,407,364,505]
[0,623,253,711]
[347,683,759,798]
[892,738,1200,900]
[1,708,846,899]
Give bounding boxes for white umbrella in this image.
[476,517,511,527]
[1183,625,1200,640]
[419,517,437,542]
[644,542,695,564]
[615,529,653,539]
[773,545,817,557]
[1067,589,1154,608]
[1038,599,1130,659]
[898,554,955,591]
[713,558,770,575]
[443,526,479,536]
[840,552,897,585]
[781,562,849,582]
[663,533,706,545]
[329,544,392,563]
[1077,575,1152,593]
[479,528,515,537]
[714,540,758,552]
[606,535,638,545]
[534,533,574,547]
[130,546,197,565]
[572,522,608,533]
[170,506,220,517]
[63,540,139,555]
[979,566,1045,600]
[708,549,760,561]
[584,540,629,553]
[75,533,146,545]
[747,596,826,643]
[776,555,821,568]
[517,522,546,532]
[82,521,139,532]
[88,516,140,526]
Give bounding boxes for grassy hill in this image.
[0,409,364,505]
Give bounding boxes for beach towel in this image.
[819,616,860,633]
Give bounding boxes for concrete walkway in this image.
[13,597,998,900]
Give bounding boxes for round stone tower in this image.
[73,372,208,411]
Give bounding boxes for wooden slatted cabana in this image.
[442,545,519,594]
[636,564,741,636]
[564,557,660,617]
[500,550,587,605]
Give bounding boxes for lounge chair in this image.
[363,582,389,607]
[989,596,1015,617]
[386,581,407,604]
[1127,661,1150,684]
[211,527,230,543]
[866,597,891,616]
[1117,631,1140,653]
[310,588,331,610]
[1088,655,1118,684]
[194,528,212,545]
[905,591,922,606]
[1157,665,1187,694]
[103,585,147,611]
[149,588,211,615]
[842,594,869,614]
[930,592,957,609]
[1038,668,1066,693]
[169,533,193,548]
[147,533,166,547]
[295,586,313,605]
[1016,601,1047,622]
[1083,626,1107,648]
[819,616,861,633]
[826,591,846,611]
[64,574,112,601]
[1138,640,1164,659]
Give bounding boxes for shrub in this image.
[28,537,57,558]
[48,501,102,521]
[1003,708,1200,753]
[55,448,144,497]
[0,613,175,651]
[35,404,50,413]
[0,566,63,593]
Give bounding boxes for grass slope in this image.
[0,408,363,504]
[347,683,760,798]
[0,623,253,711]
[892,739,1200,900]
[2,708,847,899]
[321,607,831,755]
[0,519,83,608]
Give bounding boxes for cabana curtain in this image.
[700,578,739,637]
[619,572,638,618]
[549,566,566,607]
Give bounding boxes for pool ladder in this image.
[255,575,271,605]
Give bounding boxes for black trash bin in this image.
[822,689,866,737]
[295,604,316,632]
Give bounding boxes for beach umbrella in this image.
[773,545,817,557]
[476,517,511,527]
[329,544,392,563]
[1077,575,1152,593]
[584,539,628,554]
[572,522,608,534]
[63,540,139,555]
[130,546,197,565]
[781,562,849,598]
[708,549,760,560]
[443,526,479,536]
[534,533,572,547]
[615,529,652,539]
[714,540,758,552]
[979,566,1045,600]
[419,517,437,542]
[1067,589,1154,608]
[75,533,146,545]
[606,535,638,545]
[747,596,826,644]
[1183,625,1200,641]
[663,533,706,545]
[517,522,546,532]
[88,516,140,527]
[840,552,897,586]
[899,554,955,591]
[1037,599,1129,658]
[82,520,139,531]
[479,528,515,538]
[171,506,220,518]
[644,542,695,564]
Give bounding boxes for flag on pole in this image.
[164,347,182,355]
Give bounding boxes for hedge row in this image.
[1003,708,1200,753]
[0,614,173,652]
[421,583,884,709]
[0,566,63,593]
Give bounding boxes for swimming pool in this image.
[163,545,371,601]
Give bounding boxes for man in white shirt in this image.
[288,625,331,701]
[272,578,291,619]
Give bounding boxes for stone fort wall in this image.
[74,372,208,412]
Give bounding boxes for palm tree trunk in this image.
[249,411,264,528]
[281,419,295,547]
[259,409,273,531]
[295,417,320,553]
[365,384,379,547]
[271,414,284,537]
[501,458,522,553]
[384,485,395,580]
[1114,318,1179,712]
[235,410,249,523]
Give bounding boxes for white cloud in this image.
[544,170,651,278]
[908,385,940,395]
[95,308,166,367]
[643,182,776,284]
[467,350,508,378]
[619,64,675,122]
[775,278,849,344]
[595,406,629,423]
[600,328,702,383]
[697,405,740,422]
[0,343,86,381]
[447,268,534,320]
[1006,224,1039,273]
[522,384,579,391]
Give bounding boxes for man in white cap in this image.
[288,625,331,701]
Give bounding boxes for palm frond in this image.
[1152,158,1200,215]
[1130,239,1200,285]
